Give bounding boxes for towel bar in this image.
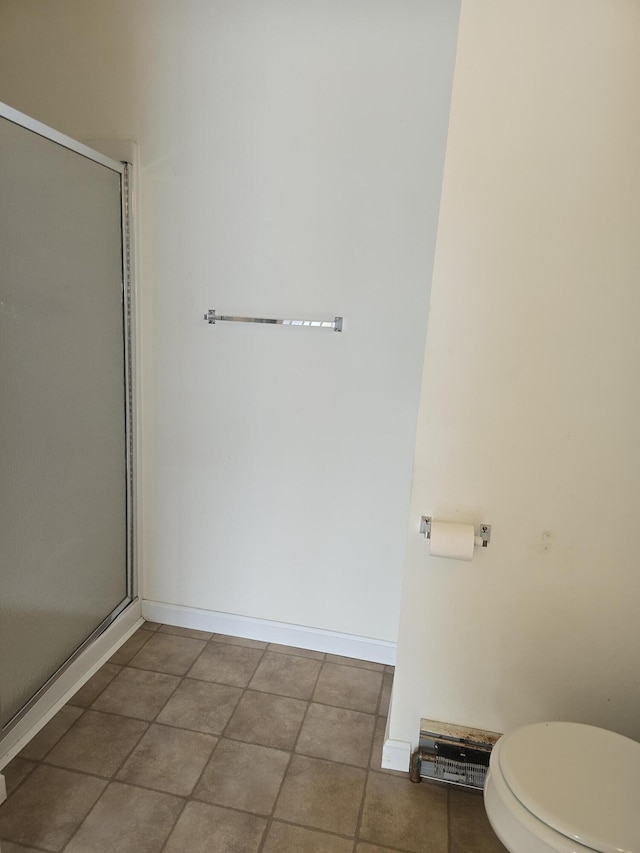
[204,309,343,332]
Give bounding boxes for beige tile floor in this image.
[0,622,507,852]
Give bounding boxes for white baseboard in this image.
[382,738,412,772]
[141,600,396,666]
[0,600,143,770]
[379,709,412,772]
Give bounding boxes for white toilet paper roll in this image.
[429,521,475,561]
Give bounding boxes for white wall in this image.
[0,0,460,644]
[389,0,640,750]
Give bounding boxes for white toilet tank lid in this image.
[498,722,640,853]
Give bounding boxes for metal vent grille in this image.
[410,720,500,791]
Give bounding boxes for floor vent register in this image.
[410,719,501,790]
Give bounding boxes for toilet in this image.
[484,721,640,853]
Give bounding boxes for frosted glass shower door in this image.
[0,106,133,731]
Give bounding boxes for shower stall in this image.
[0,102,139,764]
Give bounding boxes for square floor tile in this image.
[142,621,162,631]
[156,678,242,735]
[225,690,307,750]
[45,710,147,776]
[274,754,365,835]
[249,652,322,699]
[356,845,403,852]
[449,786,507,852]
[109,628,153,665]
[18,705,84,761]
[128,632,206,676]
[117,723,217,796]
[158,623,213,640]
[359,772,448,853]
[163,801,266,853]
[91,667,179,720]
[0,765,106,851]
[313,664,382,713]
[296,703,375,767]
[2,757,36,796]
[64,782,183,853]
[263,821,354,852]
[0,842,54,853]
[187,642,263,687]
[194,738,289,815]
[68,663,122,708]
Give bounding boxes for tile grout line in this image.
[2,704,89,843]
[92,636,216,850]
[155,635,272,852]
[260,816,360,852]
[3,624,404,853]
[5,704,86,800]
[156,637,272,853]
[254,651,327,853]
[351,664,387,850]
[61,627,187,852]
[61,627,209,851]
[2,636,151,850]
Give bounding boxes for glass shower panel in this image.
[0,115,130,729]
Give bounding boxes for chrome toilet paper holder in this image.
[420,517,492,547]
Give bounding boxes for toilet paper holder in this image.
[420,517,492,547]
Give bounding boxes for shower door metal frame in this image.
[0,101,138,741]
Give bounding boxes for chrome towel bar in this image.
[204,309,343,332]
